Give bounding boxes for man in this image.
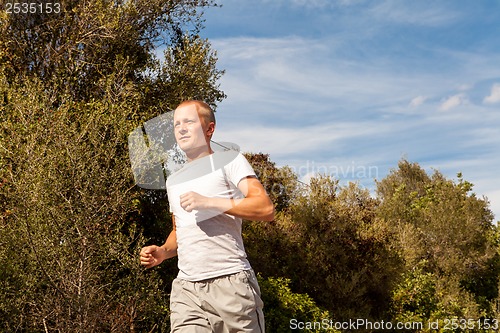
[139,100,274,332]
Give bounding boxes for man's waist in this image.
[177,262,251,282]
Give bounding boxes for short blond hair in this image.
[176,100,216,126]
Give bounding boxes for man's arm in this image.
[180,176,275,221]
[139,217,178,269]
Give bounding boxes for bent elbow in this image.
[262,203,275,222]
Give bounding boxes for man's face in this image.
[173,104,210,154]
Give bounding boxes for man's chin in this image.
[181,145,209,155]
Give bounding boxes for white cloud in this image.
[457,84,471,91]
[409,96,427,108]
[439,94,466,111]
[369,0,460,27]
[260,0,365,9]
[212,36,441,115]
[214,121,386,158]
[289,0,331,7]
[483,83,500,104]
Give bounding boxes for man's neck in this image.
[185,146,214,162]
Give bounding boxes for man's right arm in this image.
[139,216,178,269]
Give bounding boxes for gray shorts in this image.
[169,269,265,333]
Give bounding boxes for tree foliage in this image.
[243,161,403,321]
[0,0,224,331]
[377,160,499,324]
[0,76,166,331]
[258,275,336,333]
[245,156,500,330]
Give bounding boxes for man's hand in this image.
[179,177,275,221]
[139,245,167,269]
[180,191,211,212]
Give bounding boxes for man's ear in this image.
[206,122,215,138]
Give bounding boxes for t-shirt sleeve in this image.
[224,153,257,188]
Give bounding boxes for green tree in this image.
[258,275,336,333]
[245,153,299,213]
[0,0,224,105]
[283,177,402,321]
[377,160,499,324]
[244,168,402,322]
[0,0,225,331]
[0,77,167,331]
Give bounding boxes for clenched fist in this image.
[139,245,167,269]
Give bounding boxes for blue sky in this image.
[195,0,500,221]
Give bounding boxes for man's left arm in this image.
[180,176,275,221]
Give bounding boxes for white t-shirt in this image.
[166,151,256,281]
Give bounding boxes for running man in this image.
[140,100,274,332]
